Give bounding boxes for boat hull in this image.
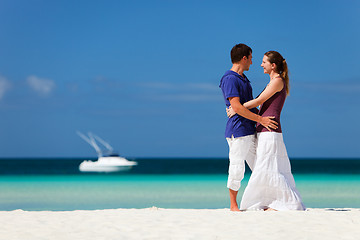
[79,157,137,173]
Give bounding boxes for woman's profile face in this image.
[260,55,273,74]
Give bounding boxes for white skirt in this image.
[240,132,306,211]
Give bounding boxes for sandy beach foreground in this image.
[0,208,359,240]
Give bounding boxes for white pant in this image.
[226,134,256,191]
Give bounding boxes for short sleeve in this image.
[221,75,241,100]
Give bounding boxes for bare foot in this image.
[264,207,277,211]
[230,206,241,211]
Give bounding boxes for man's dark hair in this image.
[231,44,252,63]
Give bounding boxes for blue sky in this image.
[0,0,359,158]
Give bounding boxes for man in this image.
[219,43,277,211]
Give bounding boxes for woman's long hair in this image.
[264,51,290,95]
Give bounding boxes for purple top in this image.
[219,70,257,138]
[256,80,287,133]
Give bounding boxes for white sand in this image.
[0,208,359,240]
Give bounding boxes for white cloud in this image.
[137,82,219,91]
[294,81,360,93]
[187,83,219,91]
[0,76,11,100]
[136,82,221,102]
[152,93,222,102]
[27,75,55,96]
[137,82,178,90]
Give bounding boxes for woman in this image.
[227,51,305,211]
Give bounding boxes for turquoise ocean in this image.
[0,158,359,211]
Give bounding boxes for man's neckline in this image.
[229,70,247,80]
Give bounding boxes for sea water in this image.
[0,158,359,211]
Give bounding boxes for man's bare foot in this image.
[230,206,241,211]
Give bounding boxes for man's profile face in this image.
[244,53,252,71]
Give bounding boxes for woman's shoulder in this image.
[269,77,284,92]
[272,76,284,84]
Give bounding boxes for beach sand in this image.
[0,208,359,240]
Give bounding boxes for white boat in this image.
[77,131,137,172]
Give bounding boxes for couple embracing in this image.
[219,43,305,211]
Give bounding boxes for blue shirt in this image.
[219,70,256,138]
